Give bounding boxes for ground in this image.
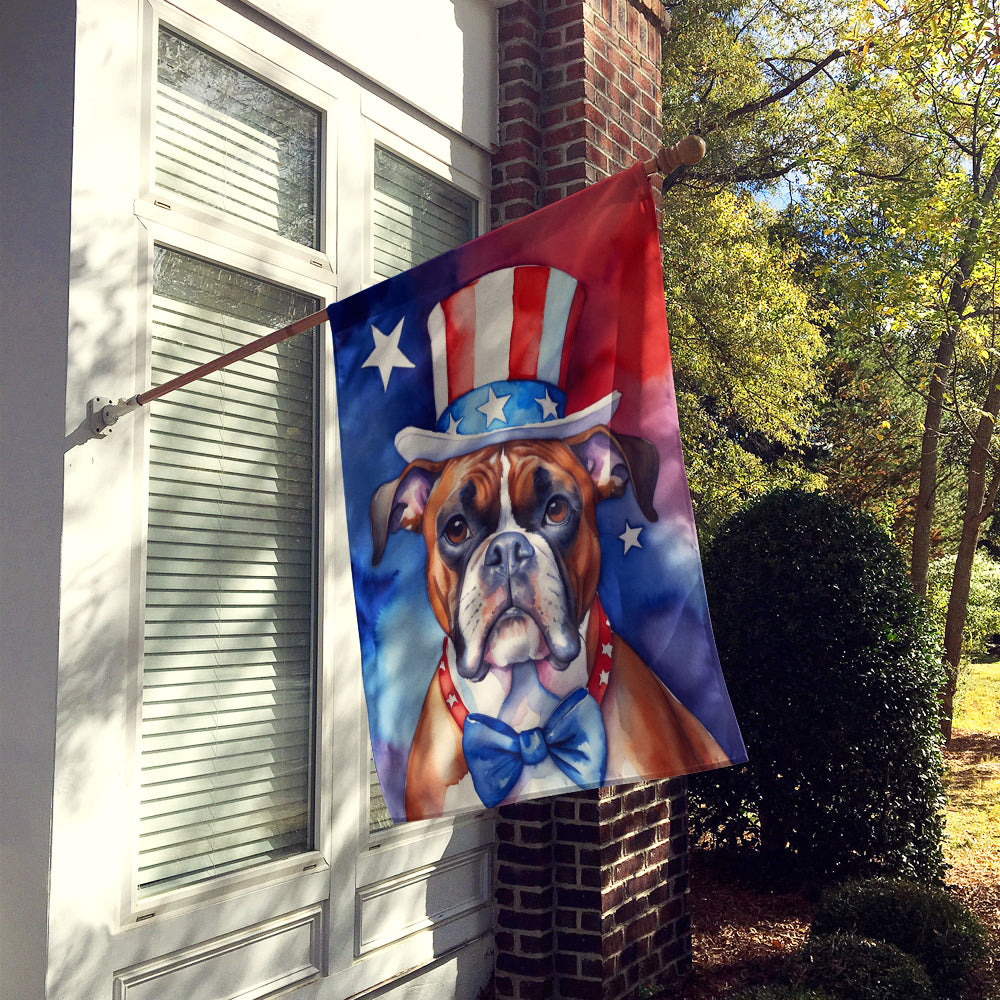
[673,723,1000,999]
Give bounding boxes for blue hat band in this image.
[437,380,567,437]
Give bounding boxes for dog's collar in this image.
[437,597,613,732]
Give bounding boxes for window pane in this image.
[139,247,318,895]
[156,28,320,248]
[369,150,478,831]
[372,146,477,279]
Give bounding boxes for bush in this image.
[692,489,946,882]
[792,933,934,1000]
[812,878,988,998]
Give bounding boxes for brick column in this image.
[491,3,693,999]
[493,0,667,226]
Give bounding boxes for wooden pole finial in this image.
[643,135,707,176]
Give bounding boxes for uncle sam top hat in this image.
[394,265,620,463]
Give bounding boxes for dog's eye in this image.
[443,515,470,545]
[545,497,569,524]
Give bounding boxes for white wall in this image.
[0,0,76,994]
[244,0,498,151]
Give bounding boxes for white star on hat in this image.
[363,318,414,390]
[477,387,511,427]
[535,390,560,420]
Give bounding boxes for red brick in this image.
[503,79,541,104]
[555,951,579,976]
[520,886,554,910]
[547,117,590,146]
[498,906,551,931]
[499,100,539,124]
[503,120,543,145]
[493,137,541,163]
[542,39,586,69]
[560,979,604,1000]
[498,862,552,888]
[502,40,538,63]
[496,952,551,978]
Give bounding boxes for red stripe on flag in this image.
[508,267,547,380]
[443,284,477,401]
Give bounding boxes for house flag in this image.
[328,163,746,822]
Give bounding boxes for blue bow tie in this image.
[462,687,608,808]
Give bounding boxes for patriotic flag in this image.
[329,164,746,822]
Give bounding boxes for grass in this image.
[955,657,1000,734]
[945,659,1000,868]
[940,657,1000,1000]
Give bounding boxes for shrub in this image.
[732,987,837,1000]
[811,878,988,998]
[792,933,934,1000]
[692,489,946,882]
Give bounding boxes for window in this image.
[121,8,493,991]
[155,28,320,247]
[372,145,477,280]
[136,26,323,897]
[139,248,318,895]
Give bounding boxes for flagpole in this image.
[88,307,329,437]
[88,137,703,438]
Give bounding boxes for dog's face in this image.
[370,426,659,682]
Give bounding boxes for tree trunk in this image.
[911,160,1000,596]
[910,329,955,598]
[940,372,1000,741]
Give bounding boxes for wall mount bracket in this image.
[87,396,140,438]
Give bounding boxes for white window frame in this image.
[123,0,340,932]
[108,1,496,993]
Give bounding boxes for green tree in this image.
[662,189,826,536]
[802,0,1000,736]
[659,0,847,535]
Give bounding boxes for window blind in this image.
[372,146,477,281]
[138,248,318,895]
[368,148,477,831]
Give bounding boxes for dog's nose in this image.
[484,532,535,573]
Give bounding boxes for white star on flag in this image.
[477,387,510,427]
[599,669,610,686]
[619,521,643,555]
[536,390,560,420]
[363,318,414,390]
[602,642,613,658]
[447,694,458,708]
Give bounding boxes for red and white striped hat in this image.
[395,265,619,462]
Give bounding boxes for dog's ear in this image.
[370,460,443,566]
[566,426,659,523]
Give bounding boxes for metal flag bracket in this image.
[88,395,141,438]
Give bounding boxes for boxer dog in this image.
[370,425,729,819]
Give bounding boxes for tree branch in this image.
[702,49,848,133]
